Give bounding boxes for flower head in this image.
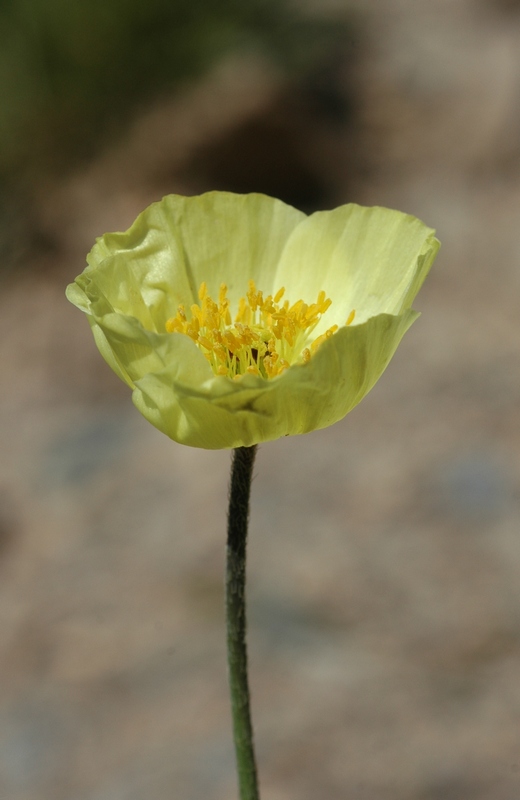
[66,192,439,449]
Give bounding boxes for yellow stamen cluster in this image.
[166,280,355,380]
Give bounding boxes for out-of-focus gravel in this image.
[2,1,520,798]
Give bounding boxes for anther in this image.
[166,281,340,379]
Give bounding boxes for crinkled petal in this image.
[275,204,439,330]
[130,310,418,449]
[82,192,305,330]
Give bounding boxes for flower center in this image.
[166,281,355,380]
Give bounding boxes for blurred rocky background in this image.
[2,0,520,798]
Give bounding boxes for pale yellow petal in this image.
[274,203,439,330]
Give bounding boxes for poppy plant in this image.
[66,191,439,800]
[66,191,439,450]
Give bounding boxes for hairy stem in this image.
[226,445,260,800]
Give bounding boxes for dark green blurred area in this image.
[0,0,356,272]
[0,0,349,179]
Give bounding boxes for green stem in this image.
[226,445,260,800]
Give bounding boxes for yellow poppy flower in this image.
[66,192,439,449]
